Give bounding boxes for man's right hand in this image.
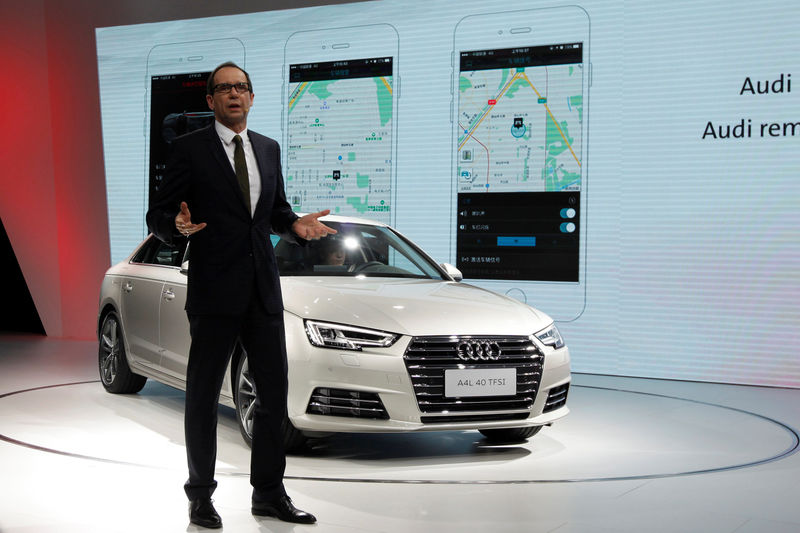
[175,202,207,237]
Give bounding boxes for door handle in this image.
[163,289,176,302]
[123,282,133,293]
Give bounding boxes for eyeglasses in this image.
[212,82,251,94]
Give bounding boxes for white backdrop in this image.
[96,0,800,387]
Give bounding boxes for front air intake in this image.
[306,388,389,420]
[543,383,569,413]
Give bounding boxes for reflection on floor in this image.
[1,335,799,533]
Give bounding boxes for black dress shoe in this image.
[252,495,316,524]
[189,498,222,529]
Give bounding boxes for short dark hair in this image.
[207,62,253,95]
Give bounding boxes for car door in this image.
[119,237,168,368]
[158,244,191,382]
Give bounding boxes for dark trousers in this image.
[183,296,289,502]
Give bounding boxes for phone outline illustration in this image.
[282,24,399,226]
[451,6,590,322]
[143,39,246,236]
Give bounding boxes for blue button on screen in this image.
[497,236,536,247]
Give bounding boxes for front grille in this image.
[543,383,569,413]
[306,388,389,420]
[404,336,543,422]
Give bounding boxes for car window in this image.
[273,222,445,280]
[132,236,187,267]
[131,237,159,264]
[153,242,182,266]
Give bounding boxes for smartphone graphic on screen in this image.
[283,25,399,226]
[451,7,590,321]
[144,39,246,220]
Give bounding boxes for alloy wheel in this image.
[99,315,120,386]
[236,357,256,440]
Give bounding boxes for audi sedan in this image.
[97,215,570,450]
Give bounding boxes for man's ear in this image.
[206,94,215,111]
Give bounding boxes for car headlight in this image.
[534,323,565,349]
[304,320,399,351]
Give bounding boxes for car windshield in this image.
[272,221,446,280]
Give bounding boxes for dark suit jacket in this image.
[146,124,298,316]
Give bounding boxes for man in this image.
[146,62,334,528]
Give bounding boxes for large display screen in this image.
[456,44,583,282]
[148,72,213,208]
[96,0,800,388]
[286,57,394,224]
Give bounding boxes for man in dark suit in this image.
[146,62,333,528]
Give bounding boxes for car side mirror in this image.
[180,260,189,275]
[440,263,463,282]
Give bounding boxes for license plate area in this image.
[444,367,517,398]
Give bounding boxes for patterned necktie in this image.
[232,134,251,214]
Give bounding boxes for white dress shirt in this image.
[214,120,262,217]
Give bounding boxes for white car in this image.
[98,215,570,450]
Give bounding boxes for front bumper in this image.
[284,314,571,433]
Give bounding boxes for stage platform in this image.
[1,335,798,532]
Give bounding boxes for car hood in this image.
[281,277,552,336]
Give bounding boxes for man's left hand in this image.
[292,210,338,240]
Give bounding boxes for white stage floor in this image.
[1,335,799,532]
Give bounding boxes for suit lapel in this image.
[204,126,250,215]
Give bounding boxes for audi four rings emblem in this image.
[456,341,502,361]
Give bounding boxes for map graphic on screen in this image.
[455,44,584,282]
[286,57,394,224]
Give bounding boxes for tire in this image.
[479,425,542,443]
[234,351,307,452]
[98,311,146,394]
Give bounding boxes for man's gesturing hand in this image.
[292,210,338,240]
[175,202,207,237]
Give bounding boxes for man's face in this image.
[206,66,254,132]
